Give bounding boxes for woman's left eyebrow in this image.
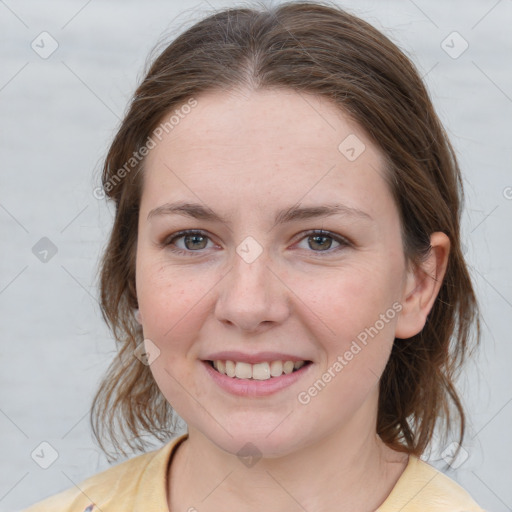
[147,200,373,227]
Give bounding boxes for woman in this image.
[25,1,484,510]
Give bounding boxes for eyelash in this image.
[161,229,351,256]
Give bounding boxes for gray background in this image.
[1,0,511,510]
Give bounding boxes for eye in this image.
[162,230,215,254]
[295,229,350,254]
[161,229,351,256]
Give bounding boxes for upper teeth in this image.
[212,360,306,380]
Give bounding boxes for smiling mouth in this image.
[205,359,313,380]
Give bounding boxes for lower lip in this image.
[201,360,313,397]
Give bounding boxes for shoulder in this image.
[22,434,187,512]
[379,455,486,512]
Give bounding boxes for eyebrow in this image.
[147,200,373,228]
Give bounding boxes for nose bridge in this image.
[228,242,274,306]
[214,238,289,331]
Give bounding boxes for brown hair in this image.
[91,0,480,461]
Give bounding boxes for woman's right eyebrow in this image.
[147,200,373,228]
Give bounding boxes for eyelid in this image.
[161,229,217,247]
[162,228,354,257]
[297,229,352,248]
[161,228,352,255]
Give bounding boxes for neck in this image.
[168,400,408,512]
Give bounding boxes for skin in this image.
[135,88,450,512]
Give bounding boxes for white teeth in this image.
[270,360,283,377]
[252,362,271,380]
[225,360,236,377]
[212,359,307,380]
[283,361,294,374]
[235,362,252,379]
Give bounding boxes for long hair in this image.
[90,0,480,461]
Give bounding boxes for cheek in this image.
[135,256,214,345]
[313,264,401,335]
[308,263,402,390]
[135,260,208,404]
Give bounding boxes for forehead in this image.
[148,88,377,162]
[141,89,392,220]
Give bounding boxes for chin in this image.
[197,419,311,460]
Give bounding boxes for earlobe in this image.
[395,232,450,339]
[134,308,143,324]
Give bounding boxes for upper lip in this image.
[203,351,310,364]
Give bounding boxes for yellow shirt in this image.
[23,433,485,511]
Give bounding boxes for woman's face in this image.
[135,89,413,457]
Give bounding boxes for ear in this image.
[395,232,450,339]
[134,308,143,324]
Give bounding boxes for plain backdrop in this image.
[1,0,511,510]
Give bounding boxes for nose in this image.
[214,249,290,333]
